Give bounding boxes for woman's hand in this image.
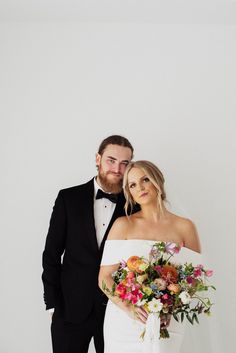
[125,306,171,327]
[124,305,148,324]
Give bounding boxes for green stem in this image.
[192,294,211,308]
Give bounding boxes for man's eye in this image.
[121,162,129,166]
[108,159,115,164]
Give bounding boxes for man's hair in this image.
[98,135,134,158]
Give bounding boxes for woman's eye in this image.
[129,183,135,189]
[143,177,150,182]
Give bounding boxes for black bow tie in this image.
[96,189,118,203]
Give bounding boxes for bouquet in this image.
[103,242,215,339]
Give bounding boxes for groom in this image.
[42,135,134,353]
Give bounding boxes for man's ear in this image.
[95,153,101,167]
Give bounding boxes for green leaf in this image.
[186,314,193,324]
[181,312,184,322]
[193,314,199,324]
[173,312,179,322]
[112,283,116,293]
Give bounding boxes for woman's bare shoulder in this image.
[169,213,201,252]
[107,216,131,240]
[173,214,196,230]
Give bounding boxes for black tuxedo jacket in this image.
[42,178,127,323]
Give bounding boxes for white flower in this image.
[147,298,163,313]
[179,291,191,305]
[136,298,148,307]
[137,274,148,284]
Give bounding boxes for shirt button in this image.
[103,223,105,226]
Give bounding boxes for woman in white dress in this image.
[99,160,201,353]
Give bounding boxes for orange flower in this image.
[167,283,180,294]
[127,256,147,273]
[161,265,178,283]
[127,256,140,271]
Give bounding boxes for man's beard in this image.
[97,169,123,194]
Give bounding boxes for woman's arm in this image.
[99,217,148,323]
[99,264,148,324]
[181,219,201,253]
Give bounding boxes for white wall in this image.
[1,22,235,353]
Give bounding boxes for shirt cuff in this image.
[48,308,55,313]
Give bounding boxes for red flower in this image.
[161,265,178,283]
[187,276,194,284]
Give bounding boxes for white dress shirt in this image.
[93,177,116,248]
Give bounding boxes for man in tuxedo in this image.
[42,135,134,353]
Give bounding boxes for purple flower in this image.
[165,242,181,255]
[120,260,127,269]
[149,246,161,260]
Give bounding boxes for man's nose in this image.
[113,162,121,173]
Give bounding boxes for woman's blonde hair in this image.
[123,160,166,216]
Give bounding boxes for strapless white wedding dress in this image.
[101,240,202,353]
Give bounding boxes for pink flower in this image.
[126,272,135,279]
[197,264,204,269]
[205,270,213,277]
[194,265,203,277]
[154,265,162,273]
[120,292,127,300]
[162,294,169,300]
[124,290,143,304]
[115,283,126,298]
[165,242,181,255]
[124,292,133,301]
[125,277,136,288]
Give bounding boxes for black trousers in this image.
[51,311,104,353]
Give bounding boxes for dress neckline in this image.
[105,239,200,255]
[106,239,177,243]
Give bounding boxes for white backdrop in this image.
[1,22,235,353]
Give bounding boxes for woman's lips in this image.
[140,192,148,198]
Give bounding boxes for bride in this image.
[99,160,201,353]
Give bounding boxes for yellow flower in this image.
[142,286,153,296]
[144,303,150,312]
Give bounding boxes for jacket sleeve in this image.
[42,190,67,310]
